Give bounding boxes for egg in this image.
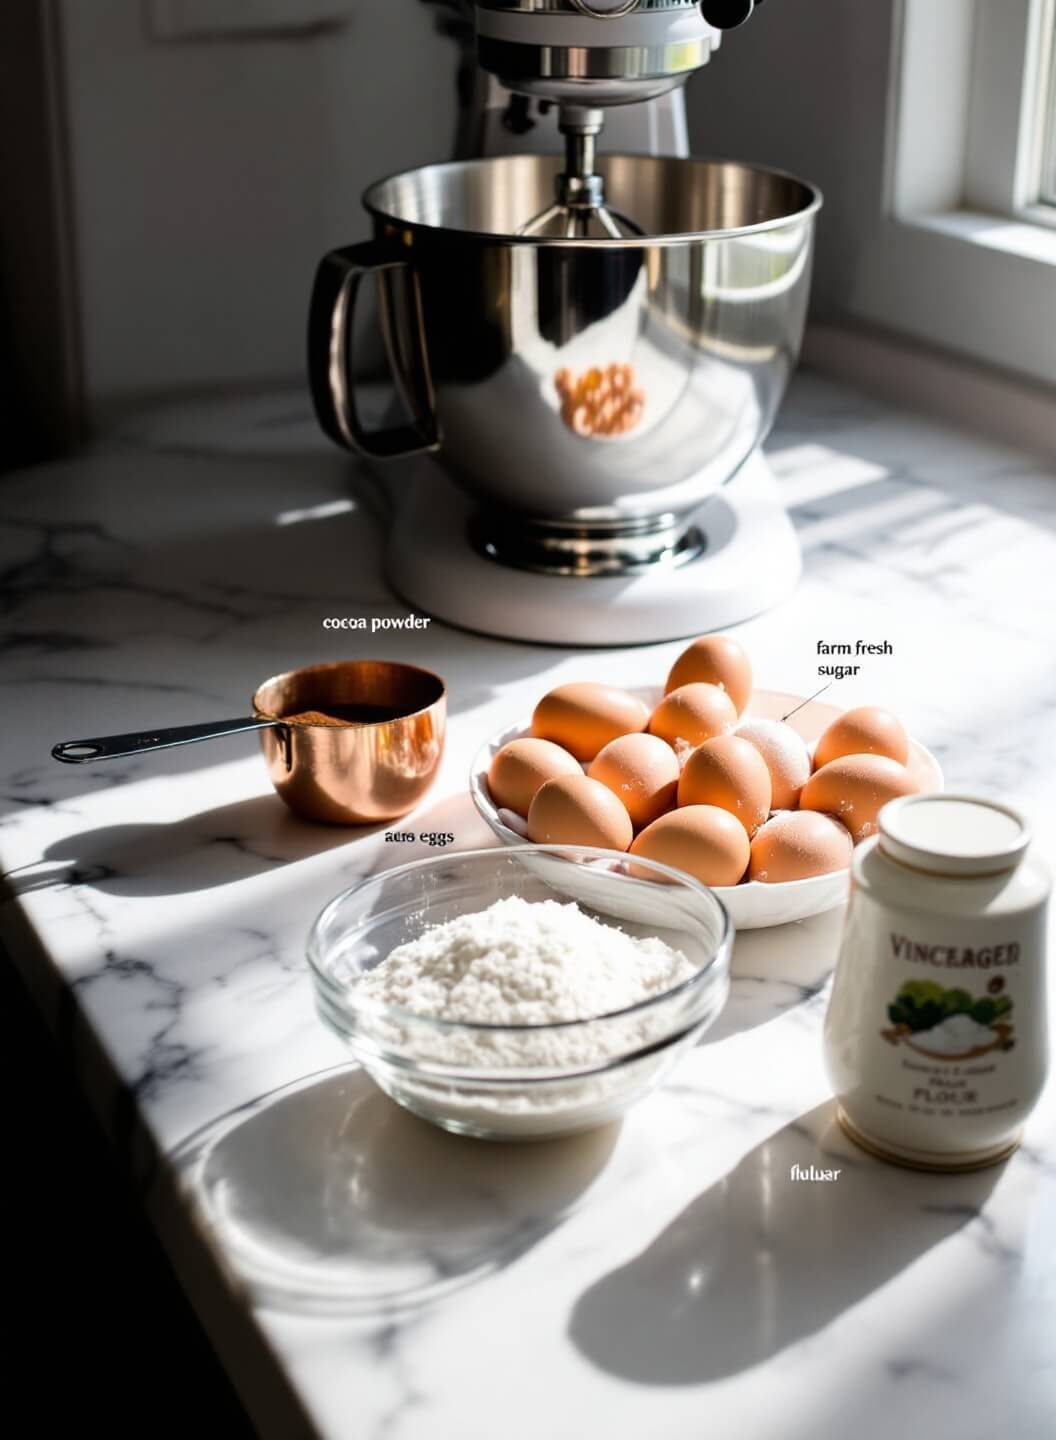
[735,718,812,810]
[813,706,910,770]
[631,805,751,887]
[800,754,920,842]
[487,737,582,818]
[588,733,679,831]
[904,743,938,794]
[648,683,737,752]
[748,811,854,883]
[531,682,650,762]
[527,773,633,851]
[664,634,753,715]
[678,735,772,837]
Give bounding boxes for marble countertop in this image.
[2,372,1055,1438]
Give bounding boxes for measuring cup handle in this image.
[307,240,441,460]
[51,717,277,764]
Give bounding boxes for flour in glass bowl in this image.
[354,896,703,1135]
[360,895,696,1028]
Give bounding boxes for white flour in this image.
[360,895,695,1027]
[356,897,701,1137]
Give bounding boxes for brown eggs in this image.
[736,719,812,810]
[488,737,582,818]
[800,754,920,842]
[904,743,938,794]
[748,811,854,884]
[526,773,634,852]
[631,805,750,888]
[588,733,679,831]
[664,634,753,716]
[497,643,932,897]
[531,682,650,762]
[648,683,737,751]
[678,735,772,837]
[813,706,910,770]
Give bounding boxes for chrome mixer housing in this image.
[469,1,768,236]
[473,0,724,109]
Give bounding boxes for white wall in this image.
[60,0,458,407]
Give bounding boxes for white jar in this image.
[824,794,1050,1171]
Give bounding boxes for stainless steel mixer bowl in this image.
[308,153,821,576]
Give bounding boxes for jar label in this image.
[883,971,1014,1055]
[890,933,1020,970]
[884,972,1014,1048]
[825,894,1048,1160]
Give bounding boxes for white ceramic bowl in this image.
[470,689,943,930]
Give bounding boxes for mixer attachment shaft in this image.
[519,107,642,239]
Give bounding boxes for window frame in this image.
[961,0,1055,227]
[1029,0,1056,211]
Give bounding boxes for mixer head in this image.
[473,0,769,238]
[473,1,766,109]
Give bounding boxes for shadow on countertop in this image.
[174,1065,620,1315]
[569,1101,1003,1385]
[5,789,489,899]
[4,794,360,898]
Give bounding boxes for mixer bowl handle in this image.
[308,241,441,459]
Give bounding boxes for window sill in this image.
[842,205,1056,389]
[904,209,1056,266]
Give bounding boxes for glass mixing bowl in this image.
[308,845,732,1141]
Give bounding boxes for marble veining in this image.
[1,371,1055,1439]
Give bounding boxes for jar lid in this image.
[878,794,1030,877]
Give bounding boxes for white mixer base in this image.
[384,451,800,646]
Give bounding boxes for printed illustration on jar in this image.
[881,977,1015,1060]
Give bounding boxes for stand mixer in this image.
[309,0,820,645]
[470,0,741,236]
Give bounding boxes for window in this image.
[957,0,1056,229]
[894,0,1056,231]
[841,0,1056,388]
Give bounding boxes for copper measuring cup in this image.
[51,660,447,825]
